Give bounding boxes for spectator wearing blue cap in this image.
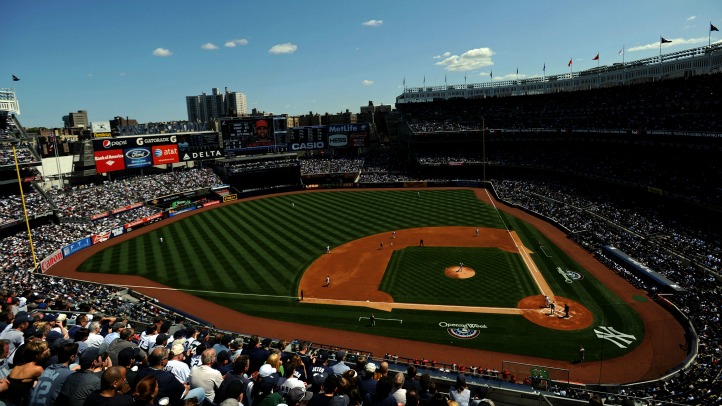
[0,311,34,354]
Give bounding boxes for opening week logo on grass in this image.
[440,321,488,340]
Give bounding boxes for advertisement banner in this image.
[40,250,64,273]
[203,200,221,208]
[94,149,126,173]
[92,135,178,151]
[180,149,223,161]
[90,211,110,221]
[152,145,179,165]
[124,212,162,229]
[92,231,111,245]
[168,206,197,218]
[91,121,111,134]
[124,147,153,169]
[289,126,327,151]
[62,237,92,258]
[111,202,143,215]
[223,194,238,202]
[110,226,125,238]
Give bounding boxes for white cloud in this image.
[362,19,383,27]
[687,15,696,21]
[201,43,219,50]
[435,47,495,71]
[269,43,298,54]
[225,38,249,48]
[493,73,528,81]
[362,80,374,86]
[628,36,707,52]
[152,48,172,57]
[433,52,451,59]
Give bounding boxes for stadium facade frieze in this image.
[116,122,210,136]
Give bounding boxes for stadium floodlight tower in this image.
[0,87,21,115]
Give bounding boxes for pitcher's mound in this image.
[444,266,476,279]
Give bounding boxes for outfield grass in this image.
[380,247,537,307]
[77,189,644,361]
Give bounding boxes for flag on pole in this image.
[516,67,518,74]
[712,23,720,32]
[12,75,20,81]
[592,53,599,61]
[490,70,493,78]
[618,47,624,55]
[445,74,447,85]
[543,63,545,72]
[403,77,405,86]
[568,59,573,67]
[423,75,425,86]
[661,37,672,44]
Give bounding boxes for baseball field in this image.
[72,188,658,366]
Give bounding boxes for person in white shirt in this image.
[165,343,191,384]
[85,321,105,348]
[190,349,223,403]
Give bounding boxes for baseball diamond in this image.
[52,188,687,384]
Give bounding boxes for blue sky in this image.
[5,0,721,128]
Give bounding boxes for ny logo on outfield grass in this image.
[594,326,636,348]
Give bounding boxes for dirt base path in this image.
[49,187,687,384]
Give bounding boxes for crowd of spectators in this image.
[493,177,721,404]
[226,158,299,174]
[399,73,722,132]
[45,168,222,219]
[0,145,39,167]
[409,141,722,208]
[0,187,54,227]
[300,156,364,176]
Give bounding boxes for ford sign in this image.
[125,148,151,159]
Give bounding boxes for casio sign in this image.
[291,142,325,151]
[125,148,150,159]
[328,134,347,147]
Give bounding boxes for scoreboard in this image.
[289,123,369,151]
[220,117,277,155]
[289,126,327,150]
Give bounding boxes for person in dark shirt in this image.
[83,366,134,406]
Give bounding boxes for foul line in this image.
[107,284,297,300]
[359,317,403,324]
[484,189,553,299]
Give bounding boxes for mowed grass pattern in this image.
[78,190,505,296]
[381,247,536,307]
[77,189,646,360]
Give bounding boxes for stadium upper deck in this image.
[396,44,722,104]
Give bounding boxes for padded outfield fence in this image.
[502,361,571,388]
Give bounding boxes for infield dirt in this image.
[49,187,687,384]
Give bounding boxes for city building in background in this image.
[186,87,247,123]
